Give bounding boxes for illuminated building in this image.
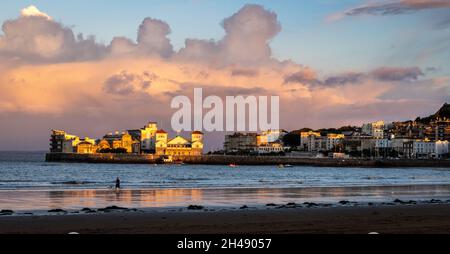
[155,130,204,156]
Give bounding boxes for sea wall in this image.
[45,153,160,164]
[45,153,450,168]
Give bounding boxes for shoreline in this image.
[2,203,450,234]
[45,153,450,168]
[3,182,450,190]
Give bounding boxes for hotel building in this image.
[155,130,203,156]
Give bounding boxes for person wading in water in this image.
[115,177,121,192]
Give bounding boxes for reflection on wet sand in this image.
[46,189,203,210]
[2,185,450,211]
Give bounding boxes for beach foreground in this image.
[2,204,450,234]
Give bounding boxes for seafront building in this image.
[299,131,321,151]
[99,132,140,154]
[362,120,385,139]
[224,129,287,154]
[298,132,345,153]
[433,119,450,141]
[326,134,345,151]
[155,130,203,156]
[255,142,285,154]
[127,122,158,153]
[224,133,257,154]
[49,122,204,156]
[50,130,96,153]
[412,140,449,159]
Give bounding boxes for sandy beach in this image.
[1,203,450,234]
[3,153,450,234]
[2,184,450,234]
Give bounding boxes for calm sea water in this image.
[1,151,450,190]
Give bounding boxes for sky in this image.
[0,0,449,151]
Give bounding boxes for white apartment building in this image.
[326,134,345,151]
[257,129,287,146]
[255,142,285,154]
[413,140,449,158]
[392,138,413,157]
[140,122,158,152]
[362,120,385,139]
[261,129,286,143]
[436,140,450,156]
[300,131,321,151]
[375,139,391,149]
[307,135,327,152]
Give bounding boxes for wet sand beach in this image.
[2,204,450,234]
[1,185,450,234]
[2,185,450,212]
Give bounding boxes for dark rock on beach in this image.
[97,206,128,212]
[393,199,417,205]
[81,208,96,213]
[303,202,318,207]
[279,202,300,209]
[0,209,14,215]
[187,205,204,210]
[425,199,443,204]
[338,200,358,205]
[48,209,67,213]
[266,203,277,207]
[240,205,248,209]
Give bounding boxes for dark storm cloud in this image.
[323,73,366,86]
[370,66,424,82]
[103,71,157,95]
[344,0,450,16]
[329,0,450,29]
[302,67,425,87]
[231,68,259,77]
[283,70,318,85]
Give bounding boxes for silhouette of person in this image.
[115,177,121,189]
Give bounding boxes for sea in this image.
[1,151,450,212]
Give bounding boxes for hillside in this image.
[415,103,450,124]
